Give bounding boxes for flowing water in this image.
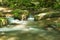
[0,15,60,40]
[28,14,34,21]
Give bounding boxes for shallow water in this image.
[0,21,60,40]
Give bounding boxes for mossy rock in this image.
[0,17,8,27]
[12,9,29,20]
[34,12,60,21]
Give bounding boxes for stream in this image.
[0,15,60,40]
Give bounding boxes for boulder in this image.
[34,12,60,21]
[0,17,8,27]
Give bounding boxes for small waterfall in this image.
[6,16,28,25]
[6,17,15,24]
[28,14,34,21]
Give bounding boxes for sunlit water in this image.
[0,16,35,32]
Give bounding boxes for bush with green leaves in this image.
[12,9,29,20]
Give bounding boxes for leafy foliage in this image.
[2,0,59,9]
[12,9,29,20]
